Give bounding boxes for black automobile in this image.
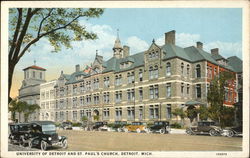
[113,121,127,132]
[60,121,73,130]
[9,123,30,146]
[223,125,242,137]
[148,121,171,134]
[92,122,107,131]
[186,121,222,136]
[28,121,67,150]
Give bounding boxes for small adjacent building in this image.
[18,64,46,122]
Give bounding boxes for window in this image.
[73,97,77,107]
[115,108,122,120]
[60,111,64,121]
[115,91,122,103]
[149,66,154,79]
[196,64,201,78]
[166,83,171,98]
[103,92,110,103]
[86,110,91,119]
[103,108,110,120]
[93,94,100,104]
[139,87,143,101]
[149,105,159,119]
[127,107,135,120]
[187,64,190,77]
[139,106,143,120]
[225,89,228,101]
[127,72,135,84]
[166,62,171,76]
[80,96,84,106]
[149,85,158,99]
[166,104,172,119]
[181,63,184,75]
[50,90,54,98]
[206,84,210,95]
[73,111,77,121]
[139,69,143,82]
[115,74,122,86]
[196,84,201,98]
[80,110,84,119]
[181,83,184,97]
[187,84,190,96]
[104,77,110,88]
[80,82,85,93]
[154,66,158,78]
[40,72,42,79]
[27,71,29,78]
[73,84,77,94]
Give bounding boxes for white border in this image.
[1,1,249,158]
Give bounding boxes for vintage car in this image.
[9,123,30,146]
[92,122,108,131]
[123,122,148,133]
[186,121,222,136]
[148,121,171,134]
[60,121,73,130]
[113,121,127,132]
[222,125,242,137]
[28,121,68,150]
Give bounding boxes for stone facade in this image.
[39,30,240,125]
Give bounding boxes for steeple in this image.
[113,29,123,59]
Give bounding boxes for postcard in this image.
[1,1,249,158]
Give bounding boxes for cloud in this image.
[125,36,149,54]
[203,41,242,58]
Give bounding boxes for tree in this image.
[8,98,18,122]
[197,105,209,121]
[207,71,234,127]
[23,103,40,122]
[186,106,197,123]
[8,8,104,103]
[172,107,186,127]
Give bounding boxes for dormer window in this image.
[120,61,132,69]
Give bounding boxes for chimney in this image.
[165,30,175,45]
[196,41,203,49]
[211,48,219,56]
[123,45,130,57]
[75,64,80,72]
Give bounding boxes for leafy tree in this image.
[23,103,40,122]
[172,107,186,127]
[15,101,28,122]
[186,105,197,123]
[8,98,18,122]
[197,105,209,121]
[8,8,104,103]
[207,71,234,127]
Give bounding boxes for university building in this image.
[38,30,242,124]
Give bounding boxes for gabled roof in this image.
[211,54,226,60]
[23,65,46,71]
[227,56,242,73]
[65,71,88,84]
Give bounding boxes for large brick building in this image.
[39,30,242,124]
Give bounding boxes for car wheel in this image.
[61,139,68,149]
[28,140,34,148]
[209,129,218,136]
[21,137,27,147]
[117,128,121,132]
[159,129,165,134]
[186,129,193,135]
[227,130,235,137]
[136,128,141,133]
[124,128,129,133]
[40,140,48,151]
[146,128,151,134]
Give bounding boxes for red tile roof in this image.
[23,65,46,71]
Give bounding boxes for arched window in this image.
[196,64,201,78]
[154,65,158,78]
[149,66,153,79]
[166,62,171,76]
[155,51,159,58]
[187,64,190,76]
[149,53,152,58]
[181,63,184,75]
[152,52,155,58]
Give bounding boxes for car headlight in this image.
[48,137,52,141]
[58,136,62,140]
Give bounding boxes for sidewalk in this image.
[170,128,186,134]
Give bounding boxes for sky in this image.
[10,8,242,98]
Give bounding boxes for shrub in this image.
[55,122,61,127]
[72,122,82,127]
[170,122,182,129]
[107,123,115,128]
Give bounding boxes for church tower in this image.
[113,29,123,59]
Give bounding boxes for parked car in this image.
[222,125,242,137]
[60,121,72,130]
[186,121,222,136]
[148,121,171,134]
[28,121,67,150]
[8,123,30,146]
[92,122,108,131]
[113,121,127,132]
[123,122,148,133]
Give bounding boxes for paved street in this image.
[9,130,242,151]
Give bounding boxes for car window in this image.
[42,124,56,132]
